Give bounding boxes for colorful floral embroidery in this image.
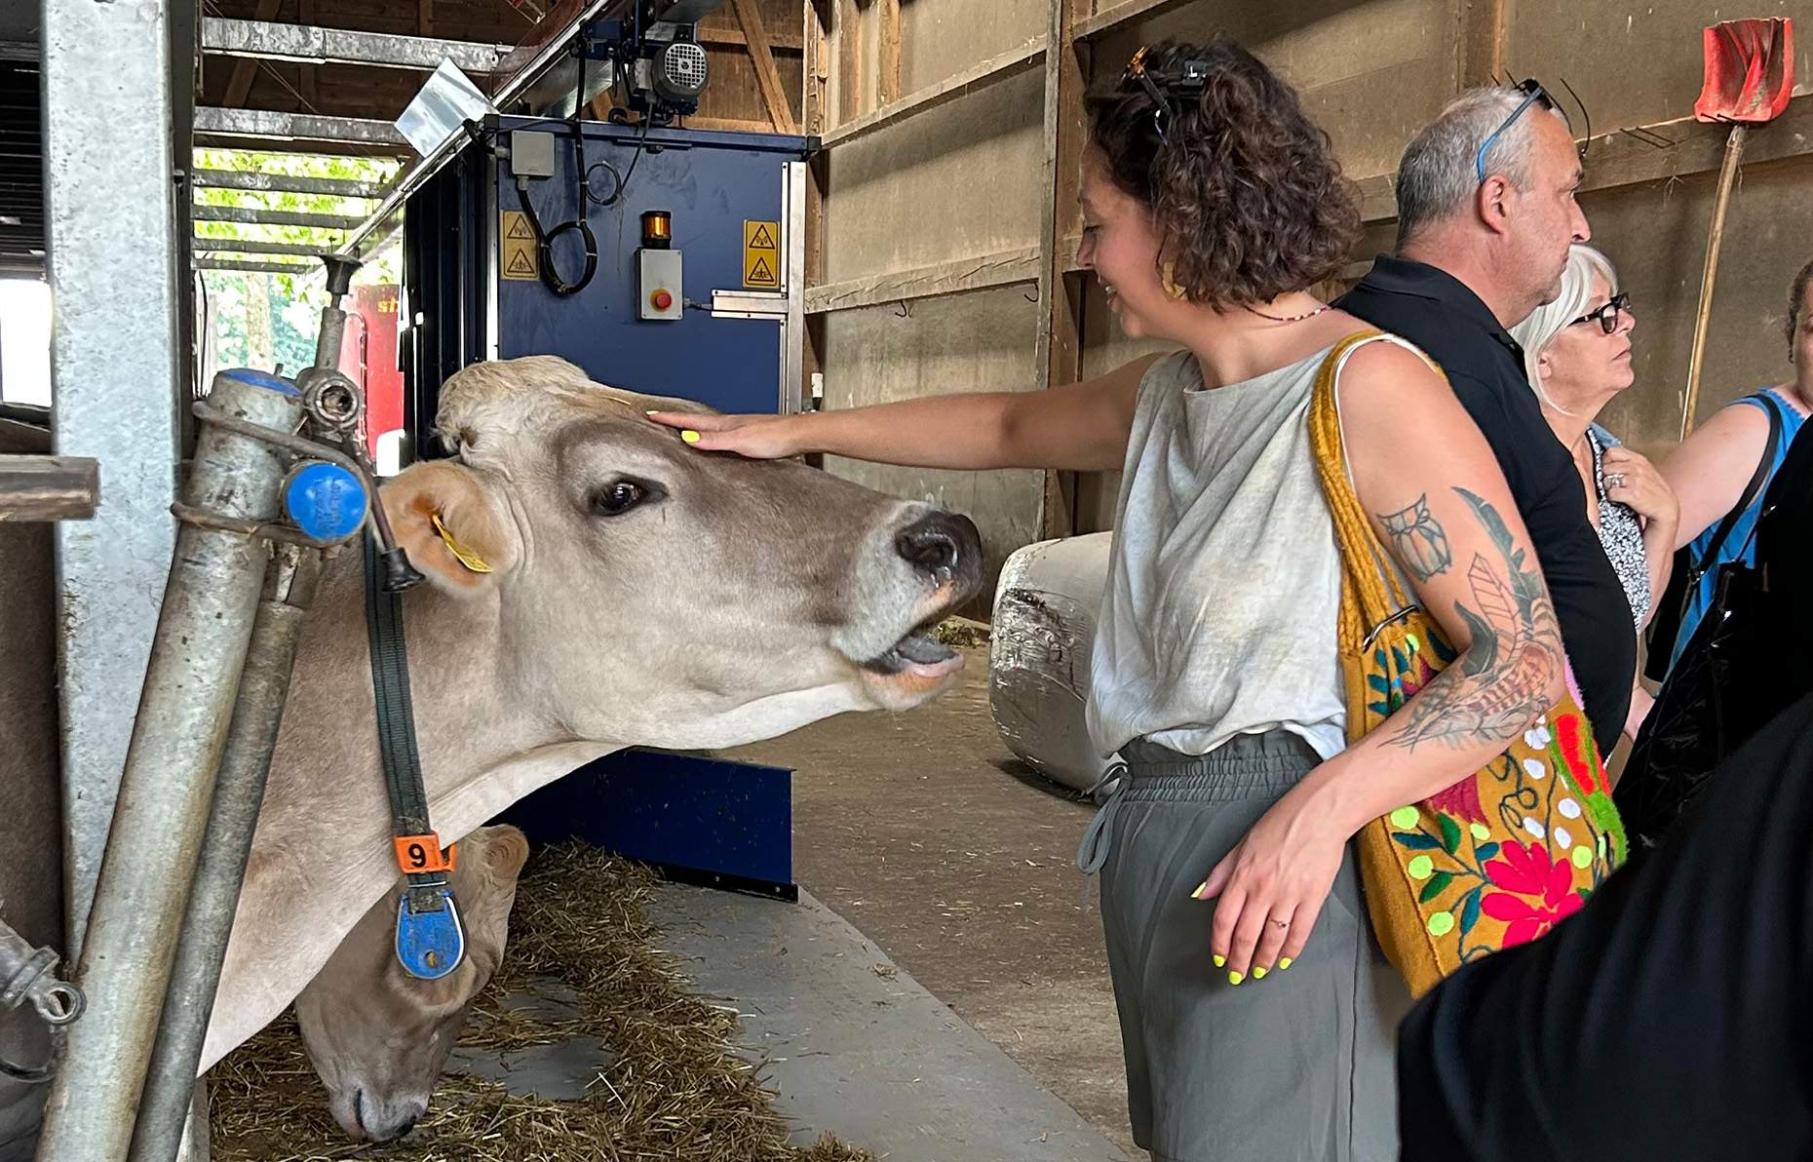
[1480,841,1587,947]
[1360,613,1625,994]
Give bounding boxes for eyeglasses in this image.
[1569,292,1631,334]
[1474,78,1589,185]
[1123,46,1209,145]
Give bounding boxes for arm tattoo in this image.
[1379,494,1453,582]
[1384,488,1563,751]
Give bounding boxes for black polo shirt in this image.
[1336,256,1634,754]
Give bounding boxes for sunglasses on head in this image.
[1474,77,1590,185]
[1123,46,1210,144]
[1570,292,1631,334]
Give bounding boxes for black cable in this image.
[615,115,653,200]
[513,176,596,297]
[584,158,624,206]
[502,35,601,297]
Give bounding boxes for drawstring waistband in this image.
[1076,760,1129,875]
[1074,733,1321,876]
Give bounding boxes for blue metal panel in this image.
[494,118,809,415]
[497,748,795,898]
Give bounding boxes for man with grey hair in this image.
[1336,83,1633,755]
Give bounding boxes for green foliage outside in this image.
[194,147,404,375]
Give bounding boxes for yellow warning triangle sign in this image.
[506,249,536,276]
[749,224,776,250]
[506,216,536,241]
[747,255,776,286]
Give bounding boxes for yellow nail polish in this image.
[681,429,701,445]
[1252,966,1268,980]
[1279,957,1293,971]
[644,409,658,416]
[1212,954,1226,968]
[1227,971,1244,986]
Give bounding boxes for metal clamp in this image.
[169,501,348,550]
[0,916,85,1084]
[191,400,367,482]
[0,945,84,1027]
[176,400,378,550]
[296,367,364,435]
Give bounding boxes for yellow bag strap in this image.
[1307,331,1416,651]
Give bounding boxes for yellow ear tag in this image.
[432,512,492,574]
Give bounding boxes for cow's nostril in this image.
[891,511,983,599]
[394,1114,419,1138]
[896,527,958,575]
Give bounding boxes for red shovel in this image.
[1680,17,1795,439]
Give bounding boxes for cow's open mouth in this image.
[863,622,962,678]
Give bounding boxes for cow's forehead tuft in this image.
[436,356,652,451]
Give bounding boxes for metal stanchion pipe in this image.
[128,546,323,1162]
[34,370,304,1162]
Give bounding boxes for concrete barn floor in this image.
[720,645,1138,1158]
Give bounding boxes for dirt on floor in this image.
[722,645,1137,1158]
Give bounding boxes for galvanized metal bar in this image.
[192,168,386,198]
[176,1085,208,1162]
[195,258,322,275]
[128,547,323,1162]
[193,107,409,147]
[781,160,805,414]
[43,0,184,962]
[35,371,304,1162]
[192,237,336,257]
[201,16,511,72]
[193,205,367,229]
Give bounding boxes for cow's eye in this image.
[592,478,657,516]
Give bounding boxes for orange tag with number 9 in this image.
[393,833,457,875]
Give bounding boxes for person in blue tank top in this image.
[1657,257,1813,674]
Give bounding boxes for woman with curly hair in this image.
[653,40,1570,1159]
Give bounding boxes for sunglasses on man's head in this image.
[1123,45,1209,145]
[1474,77,1588,185]
[1569,292,1631,334]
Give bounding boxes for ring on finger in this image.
[1607,472,1627,489]
[1270,918,1288,930]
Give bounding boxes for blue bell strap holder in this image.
[395,883,466,980]
[363,532,466,980]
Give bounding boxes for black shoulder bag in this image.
[1619,395,1785,849]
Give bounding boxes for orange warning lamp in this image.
[637,209,682,321]
[641,210,672,249]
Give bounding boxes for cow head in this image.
[294,825,530,1142]
[379,356,984,747]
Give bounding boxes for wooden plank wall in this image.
[807,0,1813,583]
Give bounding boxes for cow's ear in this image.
[477,824,530,881]
[378,461,520,595]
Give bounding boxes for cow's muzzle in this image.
[861,511,983,680]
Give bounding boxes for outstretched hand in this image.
[644,410,802,459]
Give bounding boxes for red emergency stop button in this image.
[651,289,673,311]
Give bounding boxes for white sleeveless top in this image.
[1086,343,1353,761]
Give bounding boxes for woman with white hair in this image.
[1510,244,1678,738]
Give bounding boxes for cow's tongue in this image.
[895,632,956,665]
[871,630,957,671]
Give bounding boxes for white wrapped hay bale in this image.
[988,532,1115,793]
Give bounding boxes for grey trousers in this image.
[1078,731,1408,1162]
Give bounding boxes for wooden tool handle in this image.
[1681,123,1748,441]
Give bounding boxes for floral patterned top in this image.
[1586,424,1649,629]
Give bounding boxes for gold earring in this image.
[1160,261,1186,300]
